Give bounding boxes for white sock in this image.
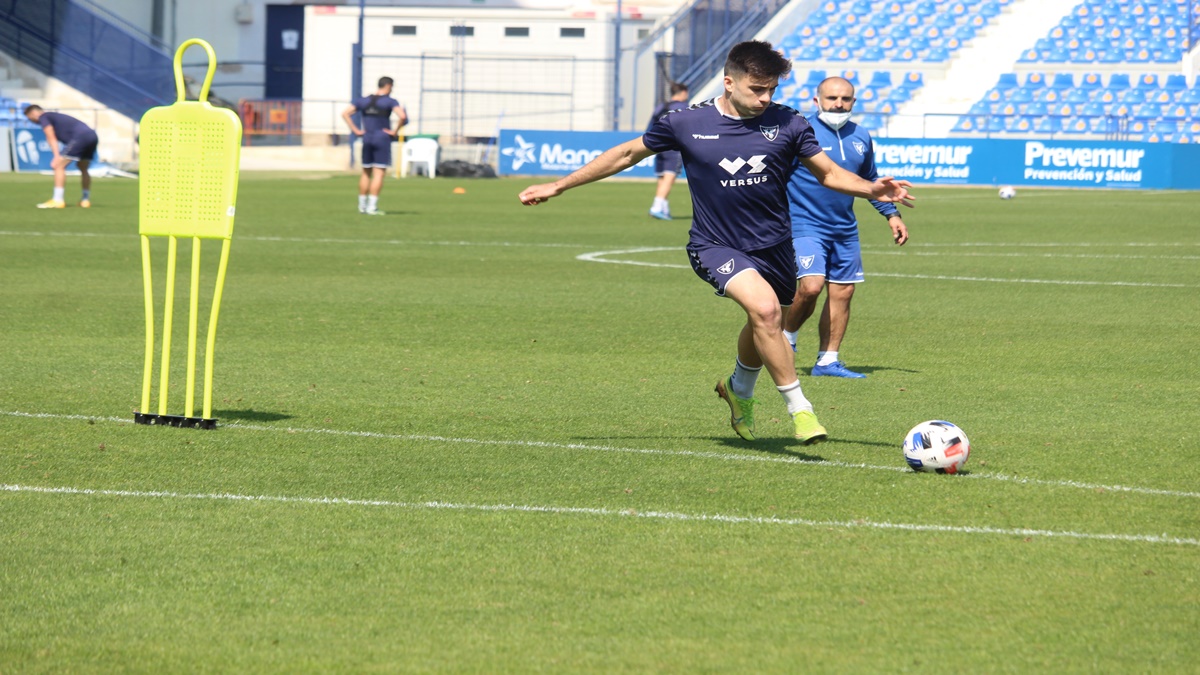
[783,329,798,350]
[653,197,668,212]
[730,358,761,399]
[53,187,65,202]
[816,350,838,367]
[358,195,367,211]
[777,380,813,414]
[367,195,378,211]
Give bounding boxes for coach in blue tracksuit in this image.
[783,77,909,378]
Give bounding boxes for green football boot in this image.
[715,376,756,441]
[792,410,828,445]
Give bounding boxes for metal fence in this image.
[359,53,613,141]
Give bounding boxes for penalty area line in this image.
[2,483,1197,547]
[3,410,1199,501]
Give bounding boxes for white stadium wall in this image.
[300,5,662,140]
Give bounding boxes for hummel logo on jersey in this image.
[821,146,833,151]
[799,255,815,270]
[717,259,736,275]
[692,134,720,139]
[760,125,779,141]
[852,141,866,155]
[719,155,767,175]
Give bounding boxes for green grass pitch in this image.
[1,172,1198,672]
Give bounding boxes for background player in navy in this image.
[519,42,914,445]
[783,77,909,379]
[22,105,99,209]
[342,76,407,215]
[646,82,689,220]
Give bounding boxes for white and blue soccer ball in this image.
[998,185,1017,200]
[903,420,970,474]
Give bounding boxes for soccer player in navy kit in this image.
[646,82,689,220]
[783,77,909,379]
[22,105,99,209]
[342,76,407,215]
[519,42,913,444]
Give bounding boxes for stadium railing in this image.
[0,0,173,120]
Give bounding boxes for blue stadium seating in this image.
[957,68,1200,142]
[1021,0,1191,64]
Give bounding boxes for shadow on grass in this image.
[214,409,294,422]
[711,437,825,462]
[806,364,920,376]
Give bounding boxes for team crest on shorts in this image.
[799,255,815,270]
[717,259,736,275]
[852,141,866,155]
[759,125,779,141]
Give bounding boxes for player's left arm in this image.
[800,151,914,208]
[388,104,408,137]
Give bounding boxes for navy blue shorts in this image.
[655,150,682,176]
[62,130,98,162]
[687,238,797,306]
[361,134,392,168]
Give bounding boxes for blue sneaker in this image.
[649,208,671,221]
[810,361,866,379]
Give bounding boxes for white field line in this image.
[574,248,1198,288]
[2,483,1195,547]
[4,410,1198,500]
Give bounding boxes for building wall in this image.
[301,5,662,139]
[88,1,673,137]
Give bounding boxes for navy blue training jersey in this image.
[352,95,402,137]
[645,99,687,133]
[788,113,898,240]
[642,99,822,251]
[38,112,94,145]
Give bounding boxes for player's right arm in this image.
[340,105,363,136]
[41,125,64,166]
[519,137,655,205]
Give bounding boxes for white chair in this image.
[400,137,439,178]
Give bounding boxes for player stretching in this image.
[783,77,909,378]
[23,105,99,209]
[342,76,407,215]
[520,41,914,444]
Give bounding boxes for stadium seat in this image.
[1132,102,1163,119]
[867,71,894,89]
[994,73,1019,91]
[1134,74,1159,91]
[1153,119,1180,135]
[1163,74,1187,91]
[1050,73,1076,89]
[1036,117,1063,133]
[1107,73,1131,90]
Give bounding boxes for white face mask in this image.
[818,110,852,130]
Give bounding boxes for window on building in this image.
[560,27,585,38]
[450,25,475,37]
[392,25,416,36]
[505,26,530,37]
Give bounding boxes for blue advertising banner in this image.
[497,129,1200,190]
[497,129,656,178]
[872,137,1193,190]
[11,126,69,173]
